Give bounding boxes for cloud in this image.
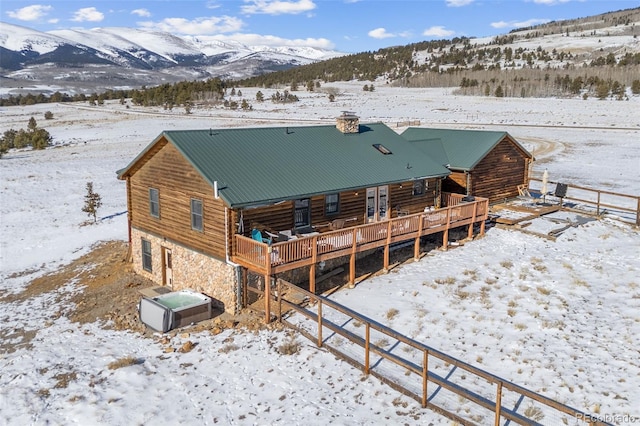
[491,18,550,29]
[206,0,222,8]
[138,16,244,35]
[531,0,571,4]
[446,0,474,6]
[196,33,334,49]
[241,0,316,15]
[368,28,395,39]
[423,26,455,37]
[6,5,53,21]
[131,9,151,18]
[71,7,104,22]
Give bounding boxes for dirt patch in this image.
[1,240,267,354]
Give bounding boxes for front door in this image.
[163,248,173,288]
[366,186,389,223]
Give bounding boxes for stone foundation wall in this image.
[131,228,238,314]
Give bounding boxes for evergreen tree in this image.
[44,111,53,120]
[256,91,264,102]
[28,117,38,132]
[596,82,610,99]
[495,85,504,97]
[82,182,102,223]
[32,128,52,150]
[1,129,17,149]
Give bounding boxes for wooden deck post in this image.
[480,200,487,235]
[468,201,478,239]
[264,273,271,323]
[383,221,391,272]
[415,213,424,261]
[264,244,272,324]
[310,236,318,293]
[277,278,282,322]
[442,208,451,250]
[309,263,316,293]
[241,267,248,308]
[348,228,357,288]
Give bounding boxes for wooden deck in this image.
[232,194,489,291]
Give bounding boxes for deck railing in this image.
[233,195,489,274]
[529,177,640,226]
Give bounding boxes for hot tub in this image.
[139,289,212,332]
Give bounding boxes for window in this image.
[412,180,426,196]
[141,239,152,272]
[191,198,203,231]
[294,199,311,228]
[149,188,159,218]
[325,193,339,215]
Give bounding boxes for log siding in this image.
[440,137,530,204]
[231,177,441,238]
[128,139,228,260]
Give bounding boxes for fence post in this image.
[317,299,323,347]
[636,198,640,227]
[364,323,370,374]
[495,381,503,426]
[596,191,601,216]
[422,349,429,408]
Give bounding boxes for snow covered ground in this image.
[1,82,639,425]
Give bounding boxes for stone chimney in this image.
[336,111,359,134]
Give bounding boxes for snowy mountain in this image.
[0,22,343,89]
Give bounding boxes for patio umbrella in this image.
[542,169,549,203]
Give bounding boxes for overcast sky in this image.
[2,0,635,53]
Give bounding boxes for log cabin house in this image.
[401,128,533,204]
[117,114,490,320]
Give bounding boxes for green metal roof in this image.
[401,128,532,172]
[118,123,450,208]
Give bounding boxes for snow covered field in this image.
[1,83,639,425]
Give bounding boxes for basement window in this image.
[141,239,152,272]
[372,144,392,155]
